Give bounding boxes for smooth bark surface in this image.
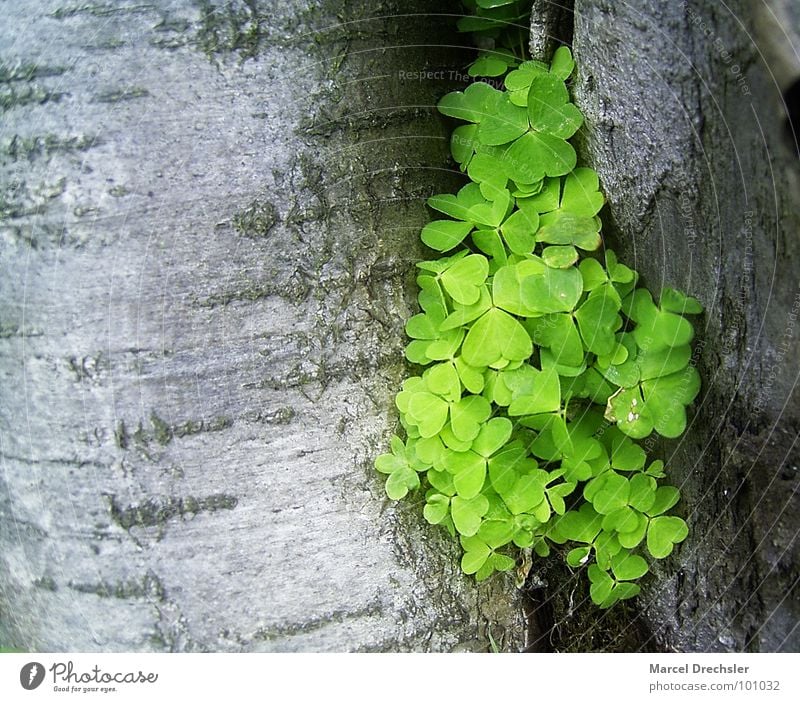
[0,0,523,652]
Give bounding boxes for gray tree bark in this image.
[0,0,524,652]
[524,0,800,652]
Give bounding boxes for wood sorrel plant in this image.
[375,0,702,608]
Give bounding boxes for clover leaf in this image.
[528,412,604,481]
[610,552,649,581]
[441,286,492,331]
[588,564,641,608]
[488,441,538,494]
[574,287,623,356]
[660,287,703,315]
[536,211,601,250]
[617,513,649,549]
[478,91,530,145]
[423,493,451,525]
[567,545,591,567]
[428,182,488,222]
[626,288,695,352]
[637,344,692,381]
[375,436,428,500]
[526,314,583,368]
[593,531,622,570]
[542,245,578,268]
[438,81,502,123]
[527,73,583,139]
[585,471,630,514]
[519,263,584,314]
[478,518,517,549]
[505,364,561,416]
[579,250,633,302]
[641,366,701,437]
[407,391,450,438]
[601,506,641,534]
[467,152,509,200]
[628,473,658,512]
[424,362,462,402]
[646,485,681,516]
[549,46,576,80]
[440,254,490,305]
[469,48,517,78]
[451,124,479,168]
[551,503,603,544]
[450,394,492,442]
[546,480,577,515]
[451,494,491,536]
[606,365,701,439]
[460,535,492,574]
[605,431,647,472]
[405,306,445,363]
[500,471,548,515]
[460,533,516,580]
[561,167,605,217]
[472,417,514,457]
[441,416,509,500]
[646,515,688,558]
[423,327,466,361]
[443,449,486,498]
[455,356,486,394]
[500,207,539,255]
[462,307,533,367]
[377,8,702,607]
[502,130,577,183]
[469,187,513,227]
[518,176,561,212]
[505,60,548,105]
[423,217,478,253]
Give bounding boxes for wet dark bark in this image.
[525,0,800,653]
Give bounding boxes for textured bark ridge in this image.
[0,0,524,652]
[524,0,800,652]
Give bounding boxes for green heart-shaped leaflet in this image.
[443,450,486,499]
[462,307,533,367]
[437,81,501,122]
[451,494,490,536]
[552,503,603,544]
[506,365,561,416]
[421,220,474,252]
[646,515,688,558]
[423,493,450,524]
[450,395,491,442]
[440,254,489,305]
[502,131,577,183]
[527,73,584,139]
[560,167,605,217]
[428,182,487,222]
[478,92,529,145]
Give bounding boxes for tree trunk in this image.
[0,0,524,652]
[524,0,800,652]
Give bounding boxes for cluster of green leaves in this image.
[455,1,534,72]
[375,10,702,608]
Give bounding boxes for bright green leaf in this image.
[647,515,689,559]
[452,494,490,535]
[423,493,451,524]
[421,219,474,252]
[462,307,533,367]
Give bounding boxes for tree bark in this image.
[0,0,524,652]
[524,0,800,653]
